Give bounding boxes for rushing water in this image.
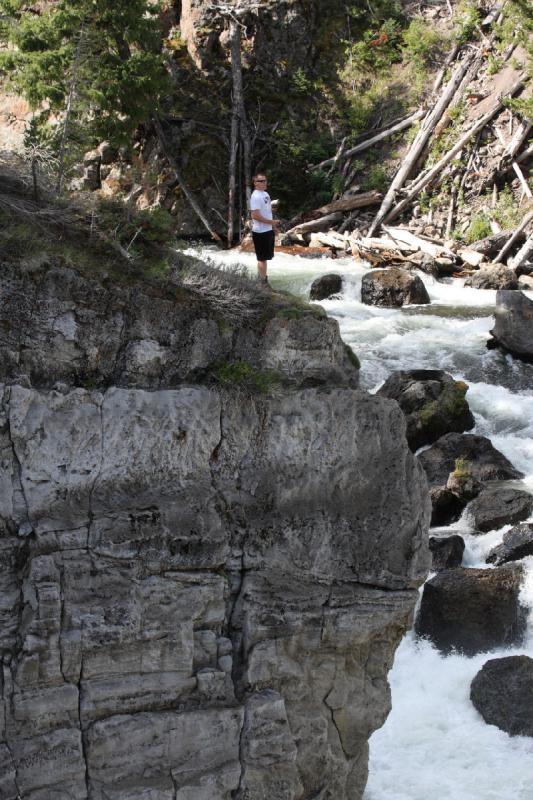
[188,245,533,800]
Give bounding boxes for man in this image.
[250,172,279,284]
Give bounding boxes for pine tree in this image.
[0,0,170,149]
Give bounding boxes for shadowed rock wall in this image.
[0,261,430,799]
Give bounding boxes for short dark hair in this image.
[253,172,267,181]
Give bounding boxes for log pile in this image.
[276,5,532,277]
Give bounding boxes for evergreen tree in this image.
[0,0,170,148]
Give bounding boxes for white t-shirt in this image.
[250,189,273,233]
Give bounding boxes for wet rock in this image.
[361,268,430,307]
[377,369,474,451]
[418,433,523,488]
[470,656,533,737]
[464,265,518,290]
[468,487,533,532]
[486,523,533,565]
[415,565,527,655]
[429,534,465,570]
[429,487,466,526]
[489,290,533,362]
[310,273,343,301]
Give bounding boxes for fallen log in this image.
[309,111,425,172]
[309,230,349,250]
[384,76,526,224]
[285,212,344,235]
[368,52,477,236]
[469,231,515,256]
[382,226,455,258]
[494,208,533,264]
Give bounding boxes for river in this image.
[187,245,533,800]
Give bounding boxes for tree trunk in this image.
[56,23,85,194]
[509,231,533,270]
[494,209,533,264]
[228,18,252,239]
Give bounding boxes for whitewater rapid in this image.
[187,245,533,800]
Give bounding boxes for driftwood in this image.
[384,76,525,225]
[493,124,532,200]
[309,230,348,250]
[368,53,477,236]
[470,230,515,256]
[310,111,425,172]
[286,190,381,231]
[382,226,455,258]
[494,209,533,263]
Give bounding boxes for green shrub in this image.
[215,361,280,393]
[466,214,492,244]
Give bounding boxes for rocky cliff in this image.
[0,258,430,799]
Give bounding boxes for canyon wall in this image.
[0,260,430,799]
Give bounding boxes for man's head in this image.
[253,173,267,189]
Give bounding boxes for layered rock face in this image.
[0,261,430,799]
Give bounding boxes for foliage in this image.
[454,1,481,44]
[402,18,447,74]
[215,360,280,393]
[363,164,389,192]
[453,457,471,479]
[466,214,492,243]
[0,0,170,153]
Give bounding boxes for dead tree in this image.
[368,52,476,236]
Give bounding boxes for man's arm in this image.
[251,209,280,228]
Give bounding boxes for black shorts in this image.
[252,230,275,261]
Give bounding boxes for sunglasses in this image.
[255,179,267,182]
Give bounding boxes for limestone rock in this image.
[415,565,527,655]
[470,656,533,737]
[486,523,533,565]
[361,267,430,307]
[0,259,431,800]
[377,369,474,451]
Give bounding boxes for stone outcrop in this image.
[470,656,533,737]
[0,259,431,799]
[361,267,430,307]
[377,369,474,451]
[415,565,527,655]
[489,290,533,361]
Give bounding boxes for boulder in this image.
[418,433,523,488]
[361,268,430,307]
[415,565,527,655]
[429,534,465,570]
[464,265,518,290]
[470,656,533,737]
[310,273,343,301]
[98,141,118,165]
[377,369,474,451]
[429,487,466,527]
[518,274,533,291]
[489,290,533,361]
[486,523,533,565]
[467,487,533,533]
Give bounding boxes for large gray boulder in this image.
[377,369,474,451]
[429,534,465,571]
[489,290,533,361]
[361,268,430,307]
[470,656,533,737]
[415,565,527,655]
[0,259,430,800]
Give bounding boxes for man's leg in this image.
[257,259,267,281]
